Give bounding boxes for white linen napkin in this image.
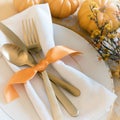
[0,3,117,120]
[0,107,13,120]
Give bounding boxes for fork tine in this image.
[22,20,29,47]
[22,19,32,48]
[22,18,41,50]
[31,19,40,45]
[29,19,37,46]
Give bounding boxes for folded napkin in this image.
[0,107,13,120]
[0,3,117,120]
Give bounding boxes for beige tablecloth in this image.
[0,0,120,120]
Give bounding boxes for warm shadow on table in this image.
[0,2,17,21]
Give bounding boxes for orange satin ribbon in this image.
[4,45,81,103]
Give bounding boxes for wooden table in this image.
[0,0,120,120]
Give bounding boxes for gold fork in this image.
[22,18,80,117]
[22,19,64,120]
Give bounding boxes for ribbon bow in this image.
[4,45,80,102]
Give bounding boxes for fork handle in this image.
[41,71,64,120]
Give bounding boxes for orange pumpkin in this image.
[78,0,120,33]
[13,0,44,12]
[44,0,79,18]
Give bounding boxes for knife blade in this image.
[0,22,79,116]
[0,22,26,50]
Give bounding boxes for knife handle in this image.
[52,82,79,117]
[48,73,80,96]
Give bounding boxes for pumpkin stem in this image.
[99,6,106,12]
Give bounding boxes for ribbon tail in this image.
[45,46,81,63]
[4,85,19,103]
[4,67,37,103]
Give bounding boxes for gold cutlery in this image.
[0,21,80,117]
[0,22,80,96]
[23,19,79,116]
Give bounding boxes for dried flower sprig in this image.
[88,1,120,79]
[88,2,120,63]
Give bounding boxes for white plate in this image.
[0,24,114,120]
[54,24,114,91]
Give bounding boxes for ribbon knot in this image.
[4,45,81,102]
[33,59,49,71]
